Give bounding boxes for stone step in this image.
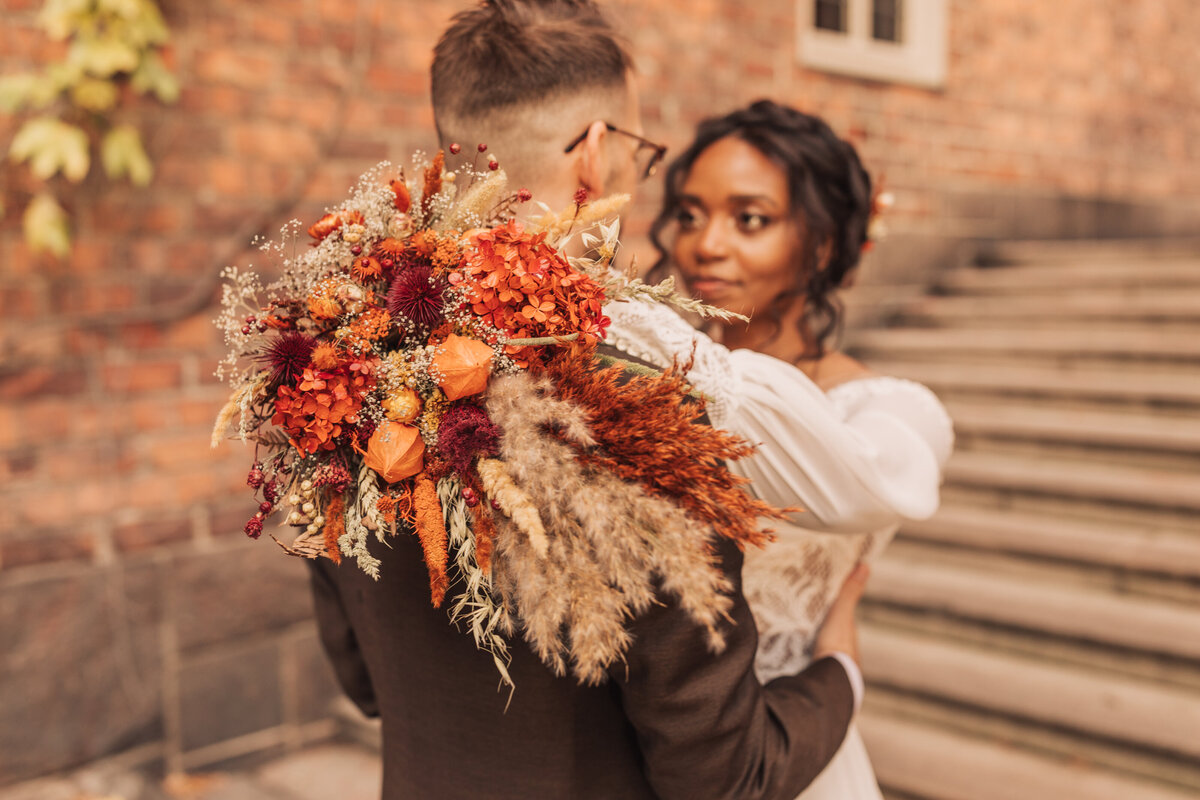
[901,288,1200,324]
[866,552,1200,660]
[977,237,1200,266]
[943,450,1200,513]
[872,360,1200,407]
[852,327,1200,363]
[944,398,1200,455]
[861,710,1199,800]
[937,259,1200,293]
[859,624,1200,762]
[900,502,1200,578]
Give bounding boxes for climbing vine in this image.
[0,0,178,258]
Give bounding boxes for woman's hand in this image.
[813,562,870,665]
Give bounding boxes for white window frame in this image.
[798,0,948,89]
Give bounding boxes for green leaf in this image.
[9,117,91,182]
[69,36,140,77]
[130,50,179,103]
[101,123,153,186]
[70,76,119,112]
[24,192,72,259]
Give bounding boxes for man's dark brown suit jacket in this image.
[309,525,854,800]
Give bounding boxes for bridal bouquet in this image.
[212,150,779,686]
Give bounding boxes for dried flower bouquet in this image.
[213,150,781,688]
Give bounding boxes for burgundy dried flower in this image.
[313,462,353,494]
[436,404,500,472]
[244,517,264,539]
[573,187,589,206]
[387,265,447,328]
[246,463,265,489]
[263,479,279,504]
[260,331,317,385]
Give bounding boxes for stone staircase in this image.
[845,239,1200,800]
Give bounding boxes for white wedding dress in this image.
[606,300,954,800]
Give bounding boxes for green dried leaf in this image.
[10,117,91,182]
[23,192,71,258]
[101,124,153,186]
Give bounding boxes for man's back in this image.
[311,514,855,800]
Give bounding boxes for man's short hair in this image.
[432,0,634,133]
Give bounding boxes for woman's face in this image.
[671,136,805,319]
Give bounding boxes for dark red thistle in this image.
[387,265,447,329]
[436,404,500,472]
[260,331,317,385]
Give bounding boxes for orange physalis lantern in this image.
[432,334,494,400]
[365,422,425,483]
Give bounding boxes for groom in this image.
[307,2,867,798]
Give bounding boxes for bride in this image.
[606,100,954,799]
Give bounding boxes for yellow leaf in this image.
[69,36,140,77]
[70,77,119,112]
[130,51,179,103]
[101,124,153,186]
[98,0,141,19]
[38,0,91,41]
[23,193,72,259]
[9,117,91,182]
[0,75,37,113]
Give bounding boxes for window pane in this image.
[815,0,847,32]
[872,0,903,42]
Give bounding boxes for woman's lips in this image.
[688,277,736,300]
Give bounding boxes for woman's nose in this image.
[694,218,729,261]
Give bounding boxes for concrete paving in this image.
[0,742,382,800]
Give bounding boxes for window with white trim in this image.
[799,0,948,88]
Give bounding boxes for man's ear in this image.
[574,120,610,196]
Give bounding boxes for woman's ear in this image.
[573,120,610,196]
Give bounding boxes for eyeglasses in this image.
[563,123,668,181]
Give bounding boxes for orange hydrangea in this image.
[272,361,376,454]
[453,220,609,365]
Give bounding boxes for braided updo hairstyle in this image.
[648,99,873,356]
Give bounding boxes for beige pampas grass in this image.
[529,194,630,247]
[442,170,508,232]
[484,371,733,684]
[477,458,549,557]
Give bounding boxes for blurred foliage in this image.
[1,0,178,258]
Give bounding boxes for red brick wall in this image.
[1,0,1197,782]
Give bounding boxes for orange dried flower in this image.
[352,256,383,283]
[541,342,784,549]
[412,473,450,607]
[310,342,342,371]
[455,220,609,366]
[374,237,408,260]
[421,151,445,219]
[272,363,375,454]
[322,494,345,564]
[390,178,411,213]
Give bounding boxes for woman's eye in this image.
[738,213,771,232]
[676,208,702,230]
